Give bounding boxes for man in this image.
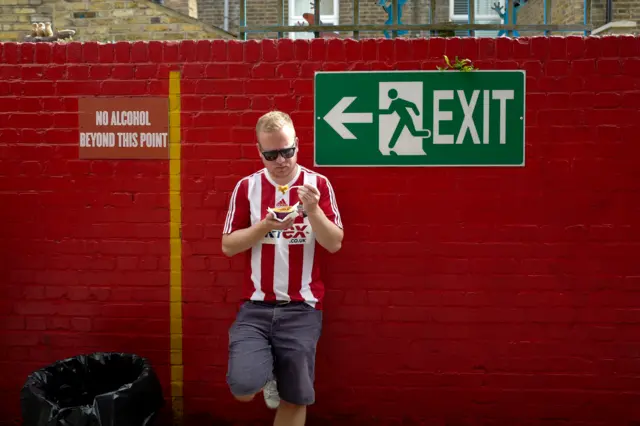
[221,110,344,426]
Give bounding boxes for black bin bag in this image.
[20,352,164,426]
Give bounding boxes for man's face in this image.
[256,125,298,179]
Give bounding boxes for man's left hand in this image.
[297,184,320,214]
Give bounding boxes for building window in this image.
[450,0,504,37]
[450,0,504,21]
[288,0,339,39]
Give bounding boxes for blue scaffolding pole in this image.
[543,0,549,36]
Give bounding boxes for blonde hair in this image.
[255,110,295,136]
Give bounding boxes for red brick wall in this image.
[1,36,640,426]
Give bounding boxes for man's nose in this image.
[276,155,286,164]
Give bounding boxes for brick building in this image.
[0,0,233,42]
[518,0,639,35]
[2,0,635,42]
[194,0,639,38]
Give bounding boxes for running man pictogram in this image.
[379,88,432,152]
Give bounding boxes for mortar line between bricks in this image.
[168,70,184,426]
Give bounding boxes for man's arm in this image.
[306,208,343,253]
[221,177,297,257]
[223,214,296,257]
[221,177,252,257]
[222,221,269,257]
[297,176,344,254]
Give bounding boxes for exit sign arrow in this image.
[322,96,373,140]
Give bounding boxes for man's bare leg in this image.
[234,393,256,402]
[273,400,306,426]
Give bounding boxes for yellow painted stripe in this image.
[168,70,183,426]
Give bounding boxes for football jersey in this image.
[223,165,342,309]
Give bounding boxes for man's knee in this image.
[279,399,306,410]
[227,373,268,400]
[226,305,273,403]
[233,393,257,402]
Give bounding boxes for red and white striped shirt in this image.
[223,165,342,309]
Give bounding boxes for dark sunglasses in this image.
[261,145,297,162]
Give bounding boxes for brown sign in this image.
[78,97,170,159]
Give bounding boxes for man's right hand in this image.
[261,212,295,231]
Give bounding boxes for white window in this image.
[288,0,339,39]
[450,0,505,21]
[450,0,505,37]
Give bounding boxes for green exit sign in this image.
[313,70,526,167]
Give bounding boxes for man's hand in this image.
[297,183,343,253]
[222,212,294,257]
[261,212,295,231]
[297,184,320,214]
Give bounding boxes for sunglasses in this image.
[260,145,297,162]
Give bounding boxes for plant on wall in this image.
[436,55,478,72]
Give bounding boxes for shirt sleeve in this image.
[223,178,250,234]
[317,175,343,229]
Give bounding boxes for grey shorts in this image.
[226,301,323,406]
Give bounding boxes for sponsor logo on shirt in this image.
[263,224,312,245]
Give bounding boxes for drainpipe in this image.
[224,0,229,31]
[605,0,612,23]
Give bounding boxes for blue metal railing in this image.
[237,0,595,40]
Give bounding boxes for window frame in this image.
[449,0,504,22]
[288,0,339,39]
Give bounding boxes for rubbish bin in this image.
[20,352,164,426]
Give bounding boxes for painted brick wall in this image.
[1,36,640,426]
